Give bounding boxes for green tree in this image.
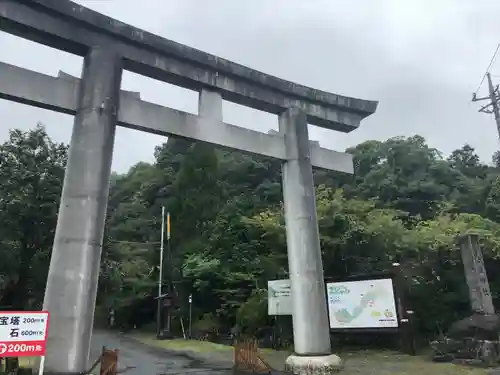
[0,125,67,309]
[7,124,500,341]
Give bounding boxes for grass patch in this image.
[130,333,233,354]
[0,357,35,372]
[339,350,493,375]
[129,333,496,375]
[16,357,35,368]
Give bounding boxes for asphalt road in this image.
[89,331,233,375]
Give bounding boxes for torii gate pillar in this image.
[280,108,342,372]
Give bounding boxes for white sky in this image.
[0,0,499,172]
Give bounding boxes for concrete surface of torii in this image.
[0,0,378,374]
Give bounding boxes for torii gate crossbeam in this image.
[0,1,378,374]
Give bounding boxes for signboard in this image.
[267,279,292,315]
[327,278,398,329]
[0,311,50,357]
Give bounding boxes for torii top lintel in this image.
[0,0,378,131]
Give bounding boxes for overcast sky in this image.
[1,0,500,172]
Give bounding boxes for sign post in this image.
[268,279,292,350]
[0,311,50,374]
[188,294,192,339]
[326,278,398,329]
[267,279,292,316]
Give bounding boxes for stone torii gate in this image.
[0,1,377,373]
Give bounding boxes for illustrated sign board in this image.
[0,311,50,357]
[268,279,292,315]
[327,278,398,329]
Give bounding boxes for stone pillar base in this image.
[284,354,343,375]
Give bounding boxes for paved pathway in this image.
[89,331,233,375]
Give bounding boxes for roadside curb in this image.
[117,333,234,371]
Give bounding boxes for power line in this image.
[474,43,500,95]
[485,44,500,74]
[108,240,160,245]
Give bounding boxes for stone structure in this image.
[431,234,500,366]
[459,234,495,315]
[0,1,377,374]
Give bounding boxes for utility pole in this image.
[472,73,500,139]
[166,212,172,333]
[156,206,165,337]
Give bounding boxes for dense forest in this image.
[2,124,500,342]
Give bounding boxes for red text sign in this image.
[0,311,49,357]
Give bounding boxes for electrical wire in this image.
[108,240,160,245]
[475,43,500,95]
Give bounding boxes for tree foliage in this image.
[0,125,66,309]
[2,126,500,340]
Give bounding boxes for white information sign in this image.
[268,279,292,315]
[327,278,398,329]
[0,311,49,357]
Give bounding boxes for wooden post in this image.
[233,338,271,374]
[392,264,416,355]
[459,234,495,315]
[4,358,19,374]
[100,346,118,375]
